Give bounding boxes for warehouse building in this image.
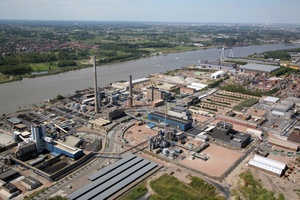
[45,141,84,160]
[268,138,299,152]
[212,121,251,148]
[187,82,208,91]
[168,105,192,120]
[210,70,225,79]
[0,169,19,182]
[248,155,287,176]
[239,64,280,74]
[148,111,192,131]
[0,183,20,199]
[146,87,171,101]
[68,154,159,200]
[21,176,42,191]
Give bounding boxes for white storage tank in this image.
[162,148,169,156]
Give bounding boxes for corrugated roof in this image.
[69,154,158,200]
[240,64,280,72]
[264,96,280,103]
[248,155,286,175]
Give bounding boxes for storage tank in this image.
[162,148,169,156]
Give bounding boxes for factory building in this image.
[248,155,287,176]
[210,70,225,79]
[168,105,192,120]
[180,86,196,94]
[21,176,42,191]
[148,111,192,131]
[146,87,171,101]
[31,125,46,151]
[45,140,84,160]
[15,142,37,160]
[268,138,299,152]
[211,121,251,148]
[239,64,280,74]
[0,183,20,199]
[187,82,208,91]
[0,169,19,182]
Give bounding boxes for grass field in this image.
[150,174,225,200]
[120,182,148,200]
[30,63,58,71]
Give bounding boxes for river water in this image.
[1,44,300,115]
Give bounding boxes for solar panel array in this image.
[68,154,158,200]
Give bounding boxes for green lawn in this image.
[120,182,148,200]
[30,63,58,71]
[150,174,224,200]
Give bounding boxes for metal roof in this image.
[240,64,280,72]
[248,155,286,175]
[21,176,41,187]
[69,154,158,200]
[88,154,136,181]
[88,156,143,182]
[6,117,21,124]
[94,163,157,199]
[264,96,279,103]
[0,169,18,180]
[76,160,151,200]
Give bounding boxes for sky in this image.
[0,0,299,24]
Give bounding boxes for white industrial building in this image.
[248,155,287,176]
[168,106,192,120]
[210,70,225,79]
[187,82,208,91]
[263,96,280,104]
[246,128,263,137]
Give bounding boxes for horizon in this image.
[0,0,299,24]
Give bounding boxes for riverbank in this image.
[0,46,209,85]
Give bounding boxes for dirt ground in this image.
[225,151,300,200]
[180,143,243,177]
[124,125,158,145]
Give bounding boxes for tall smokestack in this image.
[129,75,133,107]
[93,56,99,113]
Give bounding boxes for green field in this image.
[30,63,58,71]
[120,182,148,200]
[150,174,224,200]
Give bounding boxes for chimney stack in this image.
[93,56,99,113]
[129,75,133,107]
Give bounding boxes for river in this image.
[1,44,300,115]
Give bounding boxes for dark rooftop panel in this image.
[95,163,158,199]
[88,154,136,181]
[76,160,151,200]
